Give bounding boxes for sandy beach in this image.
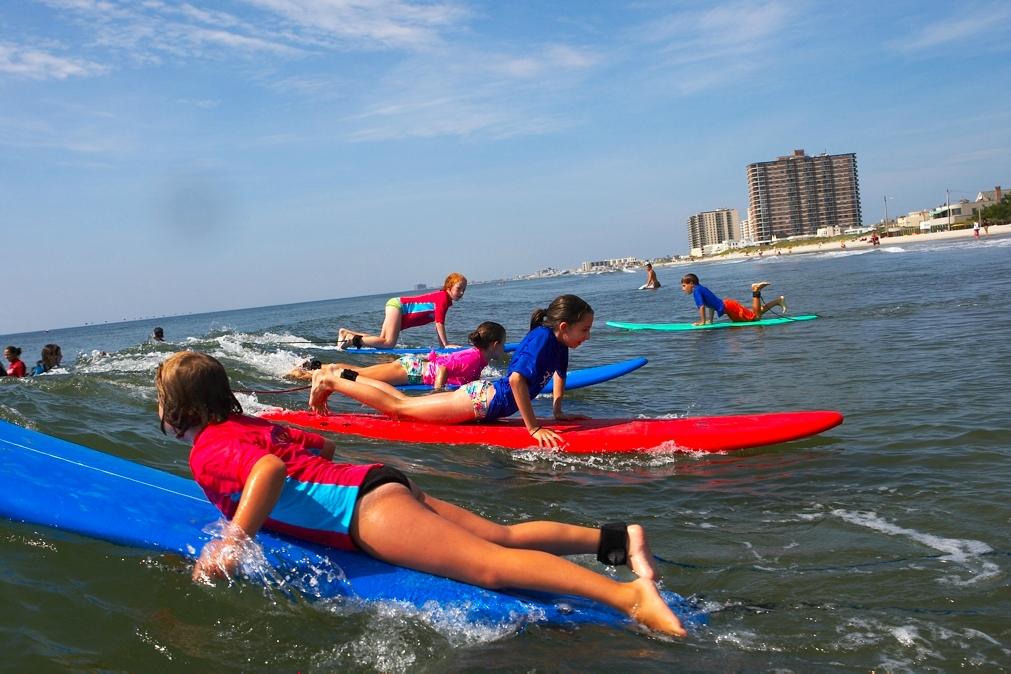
[678,222,1011,264]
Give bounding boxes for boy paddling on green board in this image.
[680,273,787,325]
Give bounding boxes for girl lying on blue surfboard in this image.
[156,350,686,636]
[289,321,506,390]
[310,294,592,449]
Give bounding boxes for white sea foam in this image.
[816,249,874,259]
[76,351,167,374]
[713,629,783,652]
[880,246,905,253]
[235,393,285,417]
[509,446,686,470]
[831,615,1011,667]
[830,509,998,585]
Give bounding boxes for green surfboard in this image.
[606,314,819,331]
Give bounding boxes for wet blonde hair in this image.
[155,351,241,438]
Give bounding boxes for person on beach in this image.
[4,346,27,377]
[680,274,787,325]
[973,221,981,239]
[31,344,63,375]
[641,263,661,289]
[289,322,506,390]
[312,294,593,449]
[338,273,467,350]
[156,351,686,636]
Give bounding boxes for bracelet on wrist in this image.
[528,426,541,436]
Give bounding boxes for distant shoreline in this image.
[663,222,1011,266]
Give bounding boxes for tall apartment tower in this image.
[746,150,861,241]
[687,208,740,252]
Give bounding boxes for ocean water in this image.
[1,235,1009,671]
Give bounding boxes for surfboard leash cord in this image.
[233,385,311,395]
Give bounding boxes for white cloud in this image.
[894,4,1011,51]
[625,0,795,93]
[240,0,468,49]
[0,42,108,79]
[640,0,792,63]
[0,115,128,154]
[340,40,602,142]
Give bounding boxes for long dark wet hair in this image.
[529,295,593,331]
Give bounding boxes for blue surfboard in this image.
[0,420,705,632]
[396,357,648,392]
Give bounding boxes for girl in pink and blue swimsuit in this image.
[290,322,505,390]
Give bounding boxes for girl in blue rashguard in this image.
[309,295,594,448]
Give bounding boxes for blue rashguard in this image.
[692,284,725,317]
[486,326,568,420]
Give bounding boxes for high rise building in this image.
[746,150,861,241]
[687,208,740,253]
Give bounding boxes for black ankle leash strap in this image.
[597,522,628,565]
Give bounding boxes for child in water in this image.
[641,262,661,289]
[156,351,686,636]
[4,346,27,377]
[311,294,593,448]
[31,344,63,375]
[290,322,505,390]
[680,274,786,325]
[338,273,467,350]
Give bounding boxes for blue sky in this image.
[2,0,1009,334]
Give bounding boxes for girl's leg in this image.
[287,361,369,382]
[346,361,410,386]
[360,307,402,348]
[420,494,658,580]
[757,296,786,317]
[352,484,685,636]
[350,372,410,400]
[310,370,476,422]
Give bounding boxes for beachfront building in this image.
[746,150,862,242]
[739,217,756,243]
[687,208,740,257]
[919,200,977,231]
[976,185,1003,208]
[579,256,642,272]
[895,210,931,233]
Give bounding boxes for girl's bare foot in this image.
[629,577,686,637]
[626,524,659,581]
[309,369,337,414]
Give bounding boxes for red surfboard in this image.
[260,409,844,454]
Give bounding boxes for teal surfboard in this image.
[607,314,819,331]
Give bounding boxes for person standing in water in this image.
[641,263,661,290]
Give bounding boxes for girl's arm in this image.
[695,306,706,325]
[318,438,337,461]
[193,454,286,581]
[434,322,457,348]
[551,372,588,421]
[510,372,564,448]
[432,364,449,391]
